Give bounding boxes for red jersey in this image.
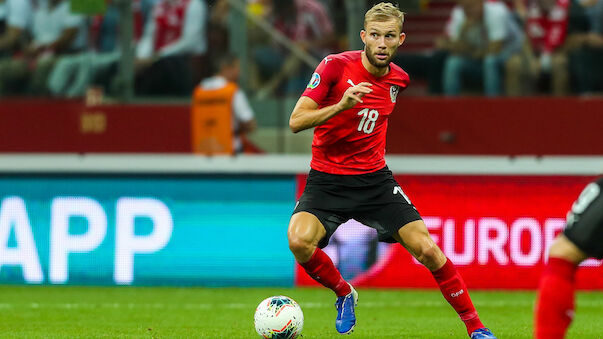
[525,0,570,53]
[152,0,190,52]
[301,50,410,175]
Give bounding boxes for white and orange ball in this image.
[254,296,304,339]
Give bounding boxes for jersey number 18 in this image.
[357,108,379,134]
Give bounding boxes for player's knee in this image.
[548,238,565,257]
[416,243,444,269]
[417,245,436,263]
[547,234,588,264]
[548,235,576,259]
[288,234,315,257]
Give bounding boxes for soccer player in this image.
[535,178,603,339]
[287,3,496,338]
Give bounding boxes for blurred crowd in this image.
[0,0,601,99]
[398,0,603,96]
[0,0,208,97]
[0,0,341,99]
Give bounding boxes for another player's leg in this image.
[288,211,357,334]
[394,220,496,339]
[534,235,586,339]
[535,179,603,338]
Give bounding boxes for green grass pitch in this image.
[0,286,601,338]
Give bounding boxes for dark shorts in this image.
[563,177,603,259]
[293,166,422,249]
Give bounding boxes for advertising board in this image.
[0,175,296,286]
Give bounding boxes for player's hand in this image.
[337,82,372,111]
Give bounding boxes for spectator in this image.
[508,0,589,95]
[441,0,524,96]
[0,0,31,57]
[251,0,336,98]
[0,0,87,96]
[47,0,145,97]
[135,0,208,96]
[191,54,256,155]
[570,0,603,93]
[205,0,235,63]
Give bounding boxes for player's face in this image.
[361,19,405,69]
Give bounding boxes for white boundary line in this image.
[0,154,601,175]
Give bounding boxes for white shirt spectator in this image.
[137,0,207,59]
[31,0,87,51]
[199,75,254,151]
[0,0,32,29]
[447,1,523,49]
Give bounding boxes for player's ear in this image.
[360,30,367,44]
[398,32,406,46]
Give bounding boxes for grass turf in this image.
[0,286,601,338]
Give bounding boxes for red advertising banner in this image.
[387,97,603,155]
[0,99,191,153]
[2,97,602,155]
[295,175,602,289]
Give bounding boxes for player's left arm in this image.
[289,96,337,133]
[289,83,372,133]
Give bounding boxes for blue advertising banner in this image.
[0,175,296,286]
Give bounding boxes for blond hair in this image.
[364,2,405,32]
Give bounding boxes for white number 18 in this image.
[357,108,379,134]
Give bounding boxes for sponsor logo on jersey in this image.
[307,72,321,89]
[390,85,399,103]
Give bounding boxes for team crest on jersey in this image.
[307,72,321,89]
[390,85,399,103]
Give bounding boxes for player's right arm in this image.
[289,83,372,133]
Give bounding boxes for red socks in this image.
[432,258,484,336]
[535,257,578,339]
[300,248,351,297]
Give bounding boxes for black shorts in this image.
[563,177,603,259]
[293,166,422,249]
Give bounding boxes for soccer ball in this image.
[254,295,304,339]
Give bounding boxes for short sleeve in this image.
[301,56,341,105]
[401,73,410,90]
